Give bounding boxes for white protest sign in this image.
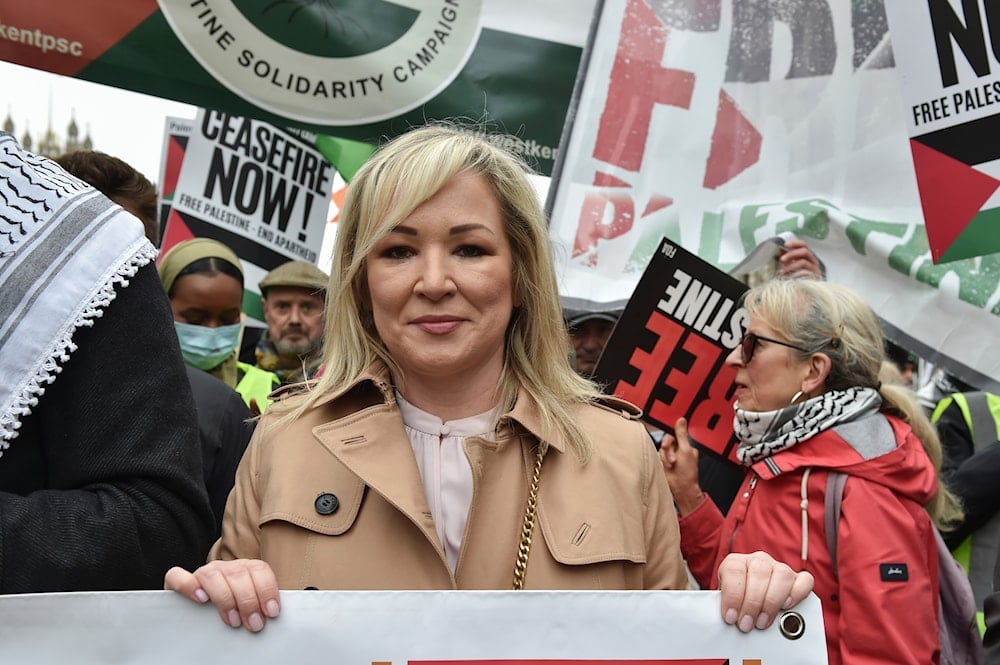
[167,108,331,263]
[161,108,335,319]
[882,0,1000,262]
[547,0,1000,392]
[0,590,827,664]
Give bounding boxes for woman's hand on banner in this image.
[165,559,281,633]
[717,551,815,633]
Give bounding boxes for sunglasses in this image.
[740,332,810,365]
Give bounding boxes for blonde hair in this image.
[878,360,905,387]
[742,278,964,531]
[275,124,603,459]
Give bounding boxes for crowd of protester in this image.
[3,124,1000,662]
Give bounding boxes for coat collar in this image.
[301,361,570,568]
[500,388,566,454]
[309,361,571,454]
[307,369,443,563]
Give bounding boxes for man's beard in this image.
[274,331,317,358]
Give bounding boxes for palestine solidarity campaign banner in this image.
[0,0,589,176]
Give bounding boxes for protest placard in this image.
[594,237,747,463]
[883,0,1000,263]
[160,108,334,320]
[156,115,194,245]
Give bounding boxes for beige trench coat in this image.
[210,364,689,591]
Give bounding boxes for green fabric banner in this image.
[0,0,589,176]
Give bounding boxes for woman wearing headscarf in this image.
[158,238,279,413]
[661,277,965,665]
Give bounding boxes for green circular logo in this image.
[159,0,483,125]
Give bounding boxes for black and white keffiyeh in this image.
[0,132,155,450]
[734,387,882,466]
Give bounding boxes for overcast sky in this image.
[1,60,197,185]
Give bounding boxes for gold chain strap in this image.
[512,445,545,590]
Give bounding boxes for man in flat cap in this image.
[253,260,328,385]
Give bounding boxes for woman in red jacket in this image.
[661,277,964,665]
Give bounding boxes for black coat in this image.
[0,263,215,592]
[185,365,254,536]
[937,399,1000,549]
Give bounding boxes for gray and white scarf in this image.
[0,132,154,450]
[734,387,882,466]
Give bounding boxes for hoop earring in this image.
[790,390,803,405]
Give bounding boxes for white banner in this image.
[547,0,1000,392]
[0,590,827,664]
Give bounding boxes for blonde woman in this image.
[166,125,813,632]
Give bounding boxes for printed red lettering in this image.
[687,362,738,460]
[593,0,695,171]
[613,311,682,410]
[648,332,720,426]
[575,183,635,260]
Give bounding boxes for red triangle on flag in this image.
[157,212,195,264]
[161,136,187,201]
[910,139,1000,262]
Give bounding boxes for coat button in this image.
[314,493,339,515]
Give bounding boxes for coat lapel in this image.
[311,403,446,557]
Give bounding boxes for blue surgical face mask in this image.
[174,321,242,370]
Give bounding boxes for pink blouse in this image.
[395,392,498,571]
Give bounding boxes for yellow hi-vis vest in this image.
[932,390,1000,636]
[235,361,280,413]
